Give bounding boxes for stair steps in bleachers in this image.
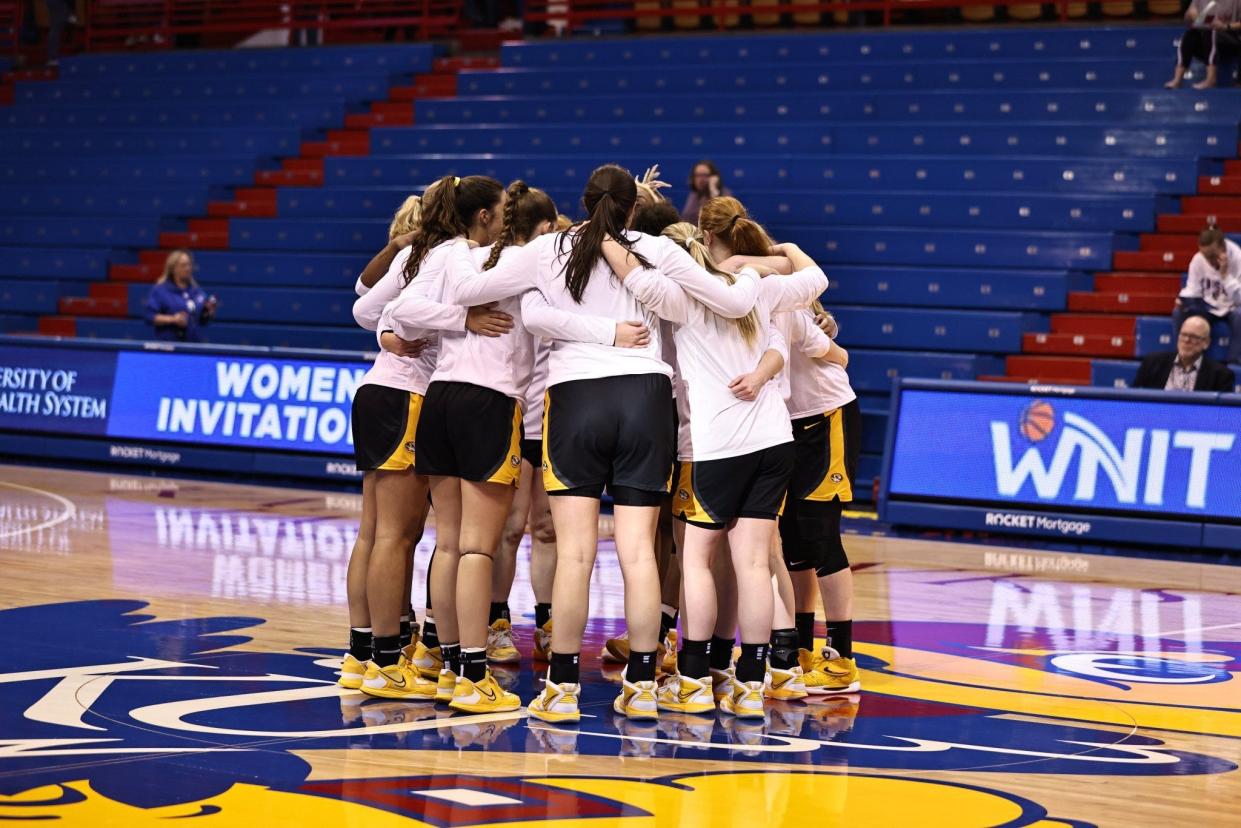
[1022,331,1136,357]
[1157,214,1241,233]
[1050,313,1139,336]
[1067,291,1178,313]
[1199,175,1241,195]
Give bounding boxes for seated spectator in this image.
[144,249,216,343]
[1134,315,1236,391]
[1172,224,1241,365]
[680,160,731,225]
[1166,0,1241,89]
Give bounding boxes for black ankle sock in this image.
[461,647,487,682]
[709,635,734,671]
[659,610,678,640]
[422,619,439,649]
[440,643,461,674]
[348,628,372,661]
[795,612,816,653]
[399,615,412,648]
[736,642,769,684]
[372,634,402,668]
[535,603,552,628]
[627,649,657,683]
[679,638,710,679]
[770,628,799,670]
[490,602,511,625]
[549,651,580,685]
[825,619,853,659]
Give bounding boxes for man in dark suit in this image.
[1133,315,1237,392]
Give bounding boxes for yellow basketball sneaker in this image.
[602,630,629,663]
[527,678,581,723]
[719,679,766,719]
[338,652,367,690]
[799,648,833,694]
[660,630,678,674]
[400,624,421,662]
[449,670,521,714]
[817,648,861,694]
[766,665,809,701]
[486,619,521,664]
[613,671,659,721]
[360,657,437,701]
[533,620,553,661]
[656,672,715,714]
[434,667,458,703]
[412,641,443,680]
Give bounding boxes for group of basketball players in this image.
[339,162,861,724]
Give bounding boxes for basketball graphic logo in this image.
[1019,400,1056,442]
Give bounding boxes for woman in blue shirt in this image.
[144,249,216,342]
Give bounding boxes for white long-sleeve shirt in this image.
[444,231,760,387]
[773,309,857,418]
[352,246,461,395]
[385,242,621,402]
[623,266,828,461]
[1180,239,1241,315]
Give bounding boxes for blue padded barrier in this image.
[17,74,392,106]
[375,121,1237,161]
[823,267,1070,311]
[59,43,434,78]
[461,59,1173,96]
[499,26,1182,66]
[325,154,1207,195]
[415,90,1234,126]
[0,127,304,157]
[838,350,1005,393]
[0,156,259,186]
[830,306,1046,353]
[0,216,159,248]
[193,251,368,288]
[0,100,348,129]
[0,247,111,279]
[229,219,388,253]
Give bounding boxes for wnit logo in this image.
[990,400,1235,508]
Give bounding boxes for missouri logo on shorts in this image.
[677,488,691,501]
[405,441,416,453]
[510,455,521,467]
[830,473,844,483]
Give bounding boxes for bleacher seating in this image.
[2,25,1239,498]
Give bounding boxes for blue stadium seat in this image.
[194,251,368,288]
[824,267,1074,311]
[1092,359,1142,387]
[279,187,416,219]
[0,126,303,157]
[0,216,159,248]
[829,306,1046,352]
[0,247,111,279]
[59,43,435,78]
[0,280,78,314]
[229,219,387,253]
[0,100,348,129]
[1136,316,1230,361]
[127,284,356,326]
[0,156,259,186]
[0,184,211,216]
[842,350,1006,393]
[16,74,392,106]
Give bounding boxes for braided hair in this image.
[484,181,558,271]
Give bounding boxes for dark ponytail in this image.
[1199,222,1226,249]
[484,180,558,271]
[401,174,503,287]
[557,164,652,303]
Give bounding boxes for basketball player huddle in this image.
[340,163,861,726]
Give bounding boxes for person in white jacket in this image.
[1173,224,1241,366]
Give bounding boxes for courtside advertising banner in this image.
[887,386,1241,521]
[0,344,367,455]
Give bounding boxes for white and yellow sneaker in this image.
[766,664,809,701]
[656,672,715,714]
[434,667,458,703]
[412,641,444,680]
[487,619,521,664]
[533,620,553,661]
[528,677,581,723]
[710,666,736,702]
[801,647,861,694]
[360,657,438,701]
[400,624,421,662]
[338,652,367,690]
[719,679,766,719]
[613,671,659,721]
[449,670,521,714]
